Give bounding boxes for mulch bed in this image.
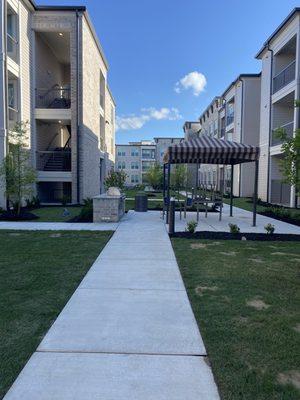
[170,231,300,241]
[0,211,39,221]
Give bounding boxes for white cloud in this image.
[116,107,182,131]
[175,71,207,96]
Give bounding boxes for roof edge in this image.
[255,8,300,59]
[221,73,261,97]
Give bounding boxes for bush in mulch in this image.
[260,210,300,227]
[170,231,300,241]
[0,210,39,221]
[67,198,93,223]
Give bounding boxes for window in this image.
[131,162,139,169]
[8,82,17,109]
[100,115,105,151]
[118,161,126,169]
[131,149,139,157]
[100,71,105,109]
[142,148,155,159]
[117,150,126,157]
[131,174,139,183]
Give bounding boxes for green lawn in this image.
[0,230,112,399]
[172,238,300,400]
[31,206,83,222]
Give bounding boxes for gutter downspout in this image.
[266,42,273,204]
[76,10,81,204]
[2,0,9,208]
[238,77,244,197]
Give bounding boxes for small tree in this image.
[104,170,127,191]
[275,100,300,205]
[145,163,163,190]
[0,121,36,215]
[171,164,187,197]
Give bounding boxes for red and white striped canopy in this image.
[163,135,260,165]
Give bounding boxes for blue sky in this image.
[39,0,299,144]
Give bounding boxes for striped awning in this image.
[163,135,260,165]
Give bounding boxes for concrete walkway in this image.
[4,211,220,399]
[173,203,300,234]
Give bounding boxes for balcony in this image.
[271,121,294,146]
[36,149,71,172]
[273,60,296,94]
[35,87,71,109]
[7,33,18,63]
[226,115,234,126]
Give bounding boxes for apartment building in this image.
[183,121,201,188]
[218,74,261,196]
[115,137,183,187]
[183,74,261,196]
[256,8,300,207]
[0,0,115,207]
[198,97,221,190]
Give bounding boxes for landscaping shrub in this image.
[186,220,198,233]
[229,223,240,234]
[264,223,275,235]
[70,198,93,222]
[25,195,40,210]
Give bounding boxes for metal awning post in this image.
[230,164,234,217]
[166,162,171,223]
[253,159,259,227]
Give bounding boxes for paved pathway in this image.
[4,211,220,399]
[173,203,300,234]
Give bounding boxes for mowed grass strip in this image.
[172,238,300,400]
[0,230,113,399]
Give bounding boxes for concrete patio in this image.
[4,211,220,400]
[170,203,300,234]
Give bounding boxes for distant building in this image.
[115,137,183,186]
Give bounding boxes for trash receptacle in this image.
[135,193,148,212]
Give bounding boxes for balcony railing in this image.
[35,87,71,109]
[36,149,71,172]
[273,60,296,94]
[7,33,18,63]
[226,115,234,126]
[272,121,294,146]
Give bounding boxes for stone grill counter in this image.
[93,192,125,223]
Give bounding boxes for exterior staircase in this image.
[43,148,71,171]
